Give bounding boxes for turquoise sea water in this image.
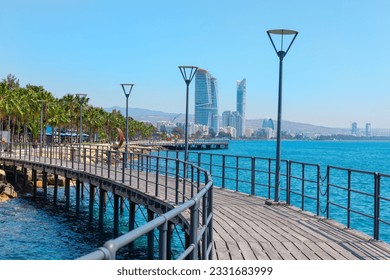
[1,140,390,259]
[204,140,390,174]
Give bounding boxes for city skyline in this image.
[1,1,390,128]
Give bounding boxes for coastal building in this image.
[222,110,239,128]
[194,69,219,134]
[262,117,275,130]
[236,79,246,137]
[219,126,236,138]
[156,121,176,134]
[351,122,358,136]
[365,123,371,137]
[245,128,254,137]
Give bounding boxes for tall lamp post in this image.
[75,93,87,162]
[178,66,198,163]
[38,100,44,156]
[267,29,298,202]
[120,83,134,168]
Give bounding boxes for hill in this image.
[105,106,351,136]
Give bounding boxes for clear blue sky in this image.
[1,0,389,128]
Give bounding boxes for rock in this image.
[36,180,43,188]
[0,169,6,180]
[0,193,10,202]
[0,183,18,200]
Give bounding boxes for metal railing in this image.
[149,149,390,243]
[0,142,214,260]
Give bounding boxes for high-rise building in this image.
[194,69,219,134]
[351,122,358,136]
[365,123,371,137]
[236,79,246,137]
[262,117,275,130]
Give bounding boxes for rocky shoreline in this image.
[0,168,68,203]
[0,170,18,202]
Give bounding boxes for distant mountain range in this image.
[105,106,389,136]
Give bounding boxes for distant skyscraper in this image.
[351,122,358,136]
[222,110,239,130]
[262,117,275,130]
[195,69,219,134]
[365,123,371,137]
[236,79,246,137]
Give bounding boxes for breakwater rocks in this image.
[0,170,18,202]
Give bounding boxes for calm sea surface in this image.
[1,140,390,259]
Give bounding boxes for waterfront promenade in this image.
[2,144,390,260]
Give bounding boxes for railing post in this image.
[175,160,180,205]
[374,172,380,240]
[155,157,159,196]
[316,164,321,216]
[236,156,239,192]
[107,150,111,179]
[129,152,133,185]
[122,152,126,183]
[326,166,330,219]
[286,160,291,205]
[251,157,255,196]
[208,182,214,260]
[347,169,351,228]
[159,220,168,260]
[83,148,87,171]
[145,156,149,193]
[221,155,226,189]
[147,209,154,260]
[301,163,305,210]
[71,148,75,169]
[268,159,272,199]
[202,192,208,260]
[189,201,199,260]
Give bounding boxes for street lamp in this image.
[120,83,134,168]
[267,29,298,202]
[178,66,198,163]
[75,93,87,162]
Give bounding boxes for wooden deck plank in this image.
[281,241,309,260]
[214,241,231,260]
[226,241,244,260]
[237,241,257,260]
[247,242,270,260]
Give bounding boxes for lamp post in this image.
[178,66,198,163]
[39,100,44,146]
[267,29,298,202]
[75,93,87,162]
[37,100,44,156]
[120,83,134,168]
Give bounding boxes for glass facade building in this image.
[236,79,246,137]
[195,69,219,134]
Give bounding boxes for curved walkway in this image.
[2,147,390,260]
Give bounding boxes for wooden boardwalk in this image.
[211,188,390,260]
[4,152,390,260]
